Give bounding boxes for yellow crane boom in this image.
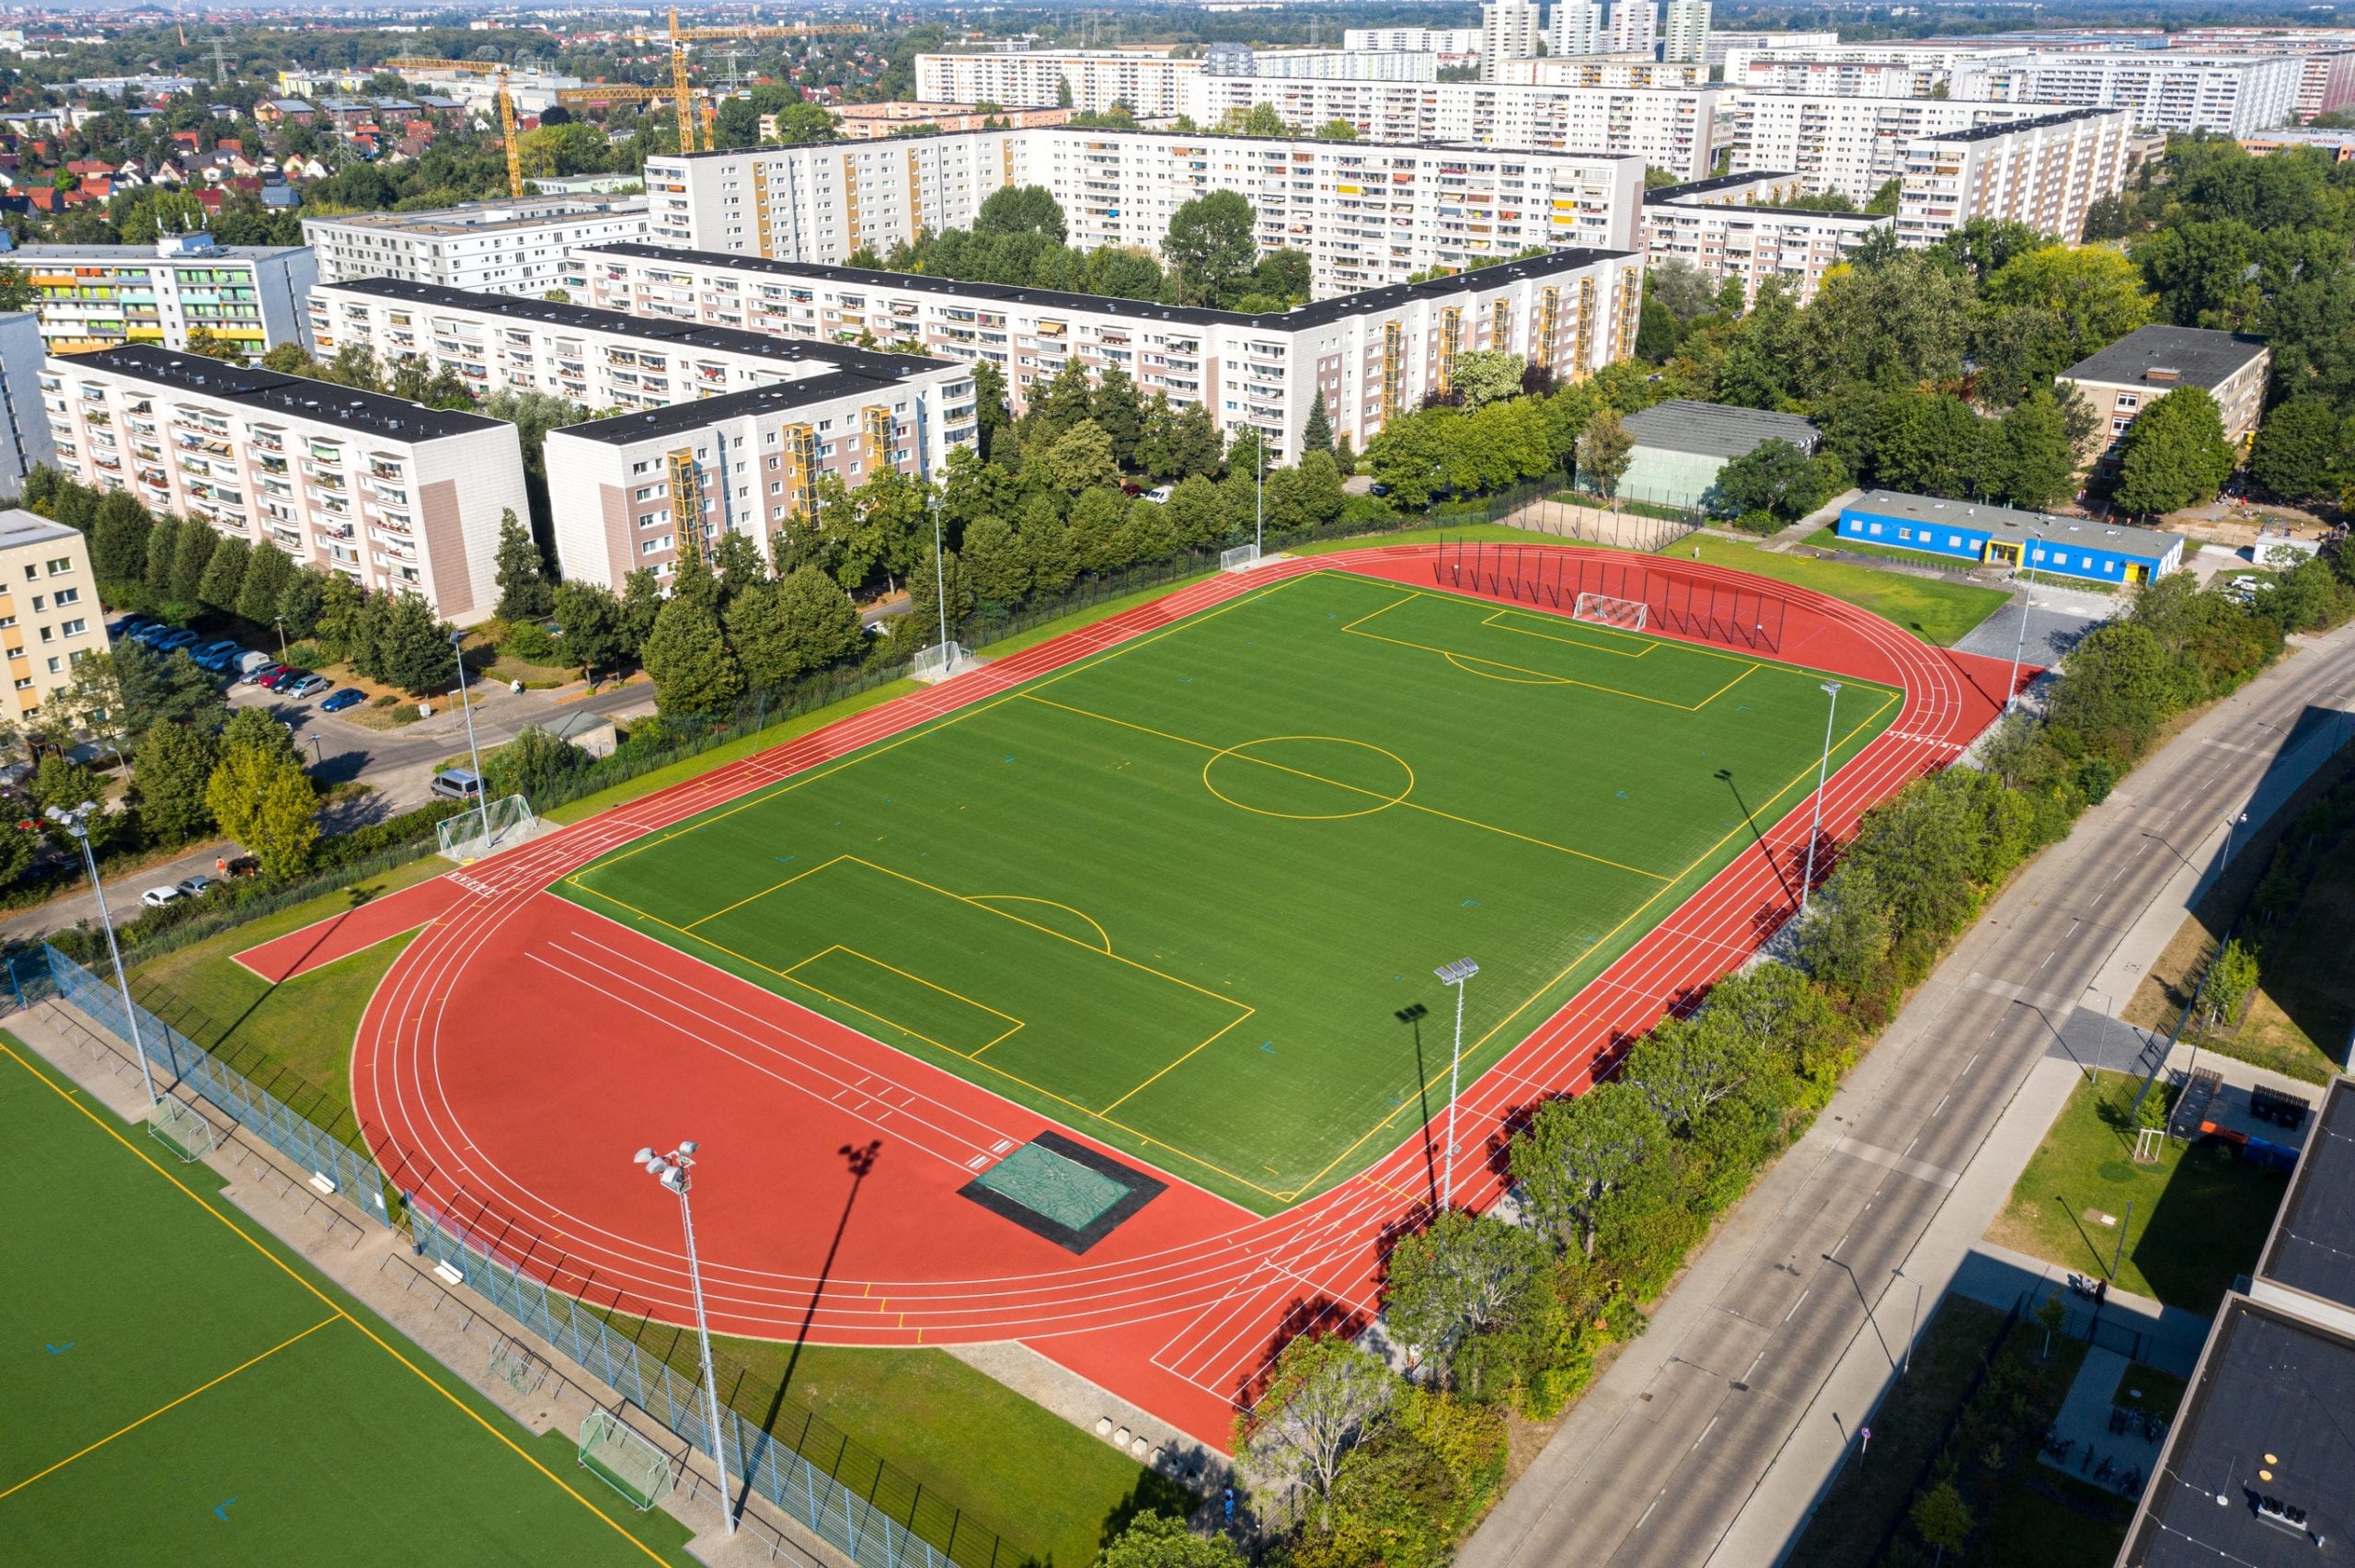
[629,8,868,154]
[387,57,523,198]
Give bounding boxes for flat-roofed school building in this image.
[1834,490,2184,586]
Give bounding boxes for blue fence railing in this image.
[39,943,396,1223]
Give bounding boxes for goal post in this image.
[149,1098,216,1162]
[489,1336,548,1398]
[910,640,968,681]
[437,794,541,864]
[1571,591,1648,633]
[1220,543,1262,574]
[577,1410,673,1512]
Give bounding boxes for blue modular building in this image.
[1833,490,2186,587]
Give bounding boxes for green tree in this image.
[2205,936,2261,1032]
[551,580,630,681]
[132,720,221,844]
[618,568,664,652]
[1040,421,1122,493]
[1713,438,1830,523]
[360,593,457,695]
[1301,389,1333,459]
[493,508,554,621]
[728,567,858,689]
[196,534,249,612]
[1314,116,1358,141]
[1453,349,1525,411]
[1235,1334,1399,1531]
[221,706,302,770]
[973,183,1066,240]
[960,514,1030,609]
[236,540,294,626]
[1987,389,2078,511]
[1095,1511,1244,1568]
[2247,395,2342,503]
[1575,407,1636,499]
[1027,361,1095,440]
[641,594,741,715]
[206,744,316,879]
[89,492,153,588]
[29,758,130,853]
[2112,385,2236,516]
[1166,189,1258,307]
[482,726,588,802]
[1911,1479,1972,1564]
[1383,1211,1552,1398]
[1511,1082,1668,1255]
[1089,365,1144,466]
[1983,244,2154,363]
[167,520,216,606]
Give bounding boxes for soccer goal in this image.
[149,1098,216,1162]
[577,1411,673,1512]
[436,794,542,864]
[488,1336,548,1398]
[1571,591,1648,633]
[1220,543,1262,574]
[911,639,967,682]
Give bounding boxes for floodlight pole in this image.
[1435,958,1478,1210]
[450,632,491,849]
[49,803,155,1106]
[1800,681,1841,915]
[1254,431,1265,561]
[931,488,951,671]
[635,1141,732,1537]
[2005,529,2044,714]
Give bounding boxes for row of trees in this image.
[1223,546,2355,1559]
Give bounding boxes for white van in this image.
[430,769,483,801]
[236,650,277,677]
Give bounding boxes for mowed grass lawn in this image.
[564,568,1901,1211]
[1687,535,2010,647]
[1989,1074,2289,1312]
[0,1036,693,1568]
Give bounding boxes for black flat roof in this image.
[575,241,1636,334]
[1924,105,2129,143]
[320,277,945,382]
[63,344,500,442]
[2257,1079,2355,1310]
[2124,1297,2355,1567]
[1645,170,1800,203]
[655,124,1645,162]
[2064,324,2271,391]
[552,369,931,448]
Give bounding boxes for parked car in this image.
[129,623,174,645]
[1119,481,1144,497]
[191,639,243,671]
[236,650,278,678]
[242,660,288,686]
[139,886,181,908]
[175,876,217,898]
[106,615,152,640]
[152,629,201,652]
[283,674,330,699]
[317,687,366,714]
[1142,485,1173,505]
[261,667,307,691]
[430,768,483,802]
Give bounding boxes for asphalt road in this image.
[1465,622,2355,1568]
[4,677,654,945]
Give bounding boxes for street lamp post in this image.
[1800,681,1842,915]
[633,1141,733,1537]
[45,802,156,1106]
[1434,958,1478,1210]
[1893,1266,1922,1377]
[272,613,287,661]
[449,632,491,850]
[2005,531,2045,713]
[2220,809,2250,870]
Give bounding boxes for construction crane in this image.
[630,8,867,155]
[556,82,719,144]
[387,58,524,199]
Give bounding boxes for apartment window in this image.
[38,627,52,644]
[61,619,85,637]
[43,557,71,575]
[45,656,59,673]
[53,588,78,606]
[27,595,40,612]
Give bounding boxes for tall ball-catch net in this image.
[1571,592,1648,632]
[436,794,541,864]
[577,1410,672,1511]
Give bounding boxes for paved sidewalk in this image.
[2042,1346,2164,1499]
[1950,1242,2211,1378]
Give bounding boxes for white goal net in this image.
[437,793,544,864]
[911,640,967,681]
[577,1410,673,1511]
[150,1098,217,1162]
[1220,543,1262,574]
[1571,592,1648,632]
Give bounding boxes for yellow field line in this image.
[1693,662,1763,711]
[1481,605,1654,658]
[1095,1008,1258,1116]
[779,944,1027,1058]
[1,1314,339,1501]
[1022,693,1673,882]
[0,1038,676,1567]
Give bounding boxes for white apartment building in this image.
[914,51,1200,115]
[543,363,971,593]
[1203,44,1438,82]
[1948,51,2303,135]
[1895,107,2133,246]
[1480,1,1545,78]
[1180,77,1724,178]
[642,131,1646,299]
[1721,42,1987,79]
[0,509,107,721]
[304,279,959,424]
[1724,56,1948,97]
[1496,56,1707,89]
[1343,28,1482,54]
[42,345,527,622]
[1608,2,1660,61]
[1664,0,1713,64]
[1705,29,1840,67]
[1729,94,2064,203]
[0,312,57,500]
[1551,2,1608,57]
[1642,173,1890,305]
[13,234,315,361]
[564,243,1645,463]
[301,197,651,295]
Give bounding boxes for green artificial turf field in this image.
[0,1038,691,1568]
[562,569,1901,1213]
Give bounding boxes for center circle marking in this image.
[1200,735,1416,820]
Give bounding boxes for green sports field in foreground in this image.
[563,569,1901,1214]
[0,1038,692,1568]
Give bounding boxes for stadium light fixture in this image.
[633,1139,732,1537]
[42,802,155,1106]
[449,632,492,852]
[1799,681,1842,917]
[1434,958,1478,1210]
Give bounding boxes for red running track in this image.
[241,544,2024,1450]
